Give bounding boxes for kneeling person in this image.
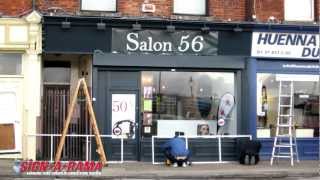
[162,132,190,167]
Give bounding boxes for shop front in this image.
[251,31,319,160]
[42,16,254,162]
[0,11,42,160]
[92,28,253,162]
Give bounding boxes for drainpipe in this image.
[32,0,36,10]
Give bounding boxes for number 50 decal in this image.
[112,101,128,112]
[178,35,204,52]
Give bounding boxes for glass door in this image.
[108,90,140,161]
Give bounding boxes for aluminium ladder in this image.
[270,80,299,166]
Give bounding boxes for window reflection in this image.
[141,71,236,137]
[0,54,22,75]
[257,73,319,138]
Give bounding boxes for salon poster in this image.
[111,94,136,138]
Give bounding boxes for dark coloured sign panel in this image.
[112,28,218,55]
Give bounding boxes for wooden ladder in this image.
[54,78,107,165]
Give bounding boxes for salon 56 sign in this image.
[112,29,218,55]
[251,32,320,59]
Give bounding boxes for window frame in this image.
[141,70,238,137]
[284,0,315,22]
[80,0,117,12]
[173,0,207,16]
[256,73,319,138]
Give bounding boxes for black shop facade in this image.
[43,16,254,162]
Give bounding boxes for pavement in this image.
[0,159,319,179]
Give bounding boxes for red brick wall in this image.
[315,0,320,21]
[118,0,172,17]
[0,0,32,16]
[208,0,247,21]
[0,0,318,23]
[253,0,284,22]
[36,0,79,14]
[118,0,248,21]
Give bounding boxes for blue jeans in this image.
[164,150,190,166]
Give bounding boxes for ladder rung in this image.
[275,144,297,147]
[280,105,292,107]
[278,124,293,127]
[272,155,291,158]
[280,95,291,97]
[279,115,293,117]
[276,144,291,147]
[277,134,291,137]
[277,153,298,155]
[274,145,297,148]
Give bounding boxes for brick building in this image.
[0,1,319,163]
[0,0,319,22]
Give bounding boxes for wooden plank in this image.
[82,79,107,165]
[54,79,82,162]
[0,124,15,150]
[54,78,107,165]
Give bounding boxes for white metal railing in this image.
[27,134,124,164]
[152,135,252,164]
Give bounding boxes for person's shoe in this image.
[165,159,171,166]
[172,163,178,168]
[182,162,187,167]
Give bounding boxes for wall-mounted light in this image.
[132,23,142,31]
[268,16,276,23]
[201,26,210,34]
[252,14,257,21]
[97,22,106,30]
[61,21,71,29]
[166,25,175,33]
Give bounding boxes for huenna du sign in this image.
[251,32,320,59]
[111,28,218,55]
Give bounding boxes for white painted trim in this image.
[81,0,117,12]
[284,0,314,21]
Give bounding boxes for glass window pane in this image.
[285,0,314,21]
[0,54,22,75]
[257,73,319,138]
[43,67,70,83]
[174,0,206,15]
[81,0,117,11]
[141,71,236,137]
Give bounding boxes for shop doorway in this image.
[95,71,140,161]
[108,90,140,161]
[41,61,89,160]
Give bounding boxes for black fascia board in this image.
[43,15,320,33]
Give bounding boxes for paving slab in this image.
[0,159,318,179]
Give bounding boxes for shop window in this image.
[285,0,314,21]
[0,54,22,75]
[257,73,319,138]
[81,0,117,12]
[173,0,206,15]
[141,71,236,137]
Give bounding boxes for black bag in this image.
[237,139,262,165]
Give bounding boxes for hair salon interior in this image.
[0,0,319,163]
